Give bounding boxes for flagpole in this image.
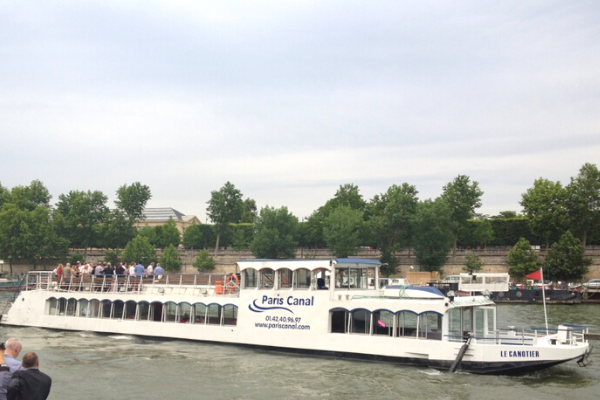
[541,268,549,335]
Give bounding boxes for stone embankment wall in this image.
[5,247,600,280]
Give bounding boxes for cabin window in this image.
[66,298,77,316]
[58,298,67,315]
[112,300,124,319]
[207,304,221,325]
[397,311,418,337]
[89,300,100,318]
[164,302,177,322]
[474,307,496,339]
[47,298,58,316]
[243,269,258,289]
[278,269,293,289]
[194,303,207,324]
[179,303,192,323]
[124,300,137,320]
[330,310,348,333]
[418,312,442,340]
[372,310,394,336]
[350,310,370,334]
[78,299,90,317]
[295,268,311,289]
[447,308,472,341]
[223,305,237,325]
[137,301,150,321]
[314,268,330,290]
[348,268,363,289]
[100,300,112,319]
[335,267,349,289]
[150,301,163,322]
[260,268,275,289]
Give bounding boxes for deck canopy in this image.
[236,258,380,272]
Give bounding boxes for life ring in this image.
[226,274,239,292]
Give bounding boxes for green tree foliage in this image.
[0,182,10,209]
[68,251,86,266]
[183,224,204,249]
[507,237,539,280]
[544,231,591,282]
[232,223,254,250]
[160,244,182,272]
[96,209,137,249]
[9,180,51,211]
[441,175,483,256]
[156,219,181,248]
[206,181,244,255]
[103,249,122,266]
[114,182,152,222]
[55,190,108,256]
[193,249,216,272]
[520,178,566,247]
[412,198,453,272]
[565,163,600,246]
[473,219,494,248]
[368,183,419,270]
[323,206,363,258]
[137,226,158,246]
[241,198,258,223]
[463,254,483,272]
[250,206,299,259]
[122,236,156,266]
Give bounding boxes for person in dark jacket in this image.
[7,352,51,400]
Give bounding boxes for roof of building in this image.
[141,208,186,222]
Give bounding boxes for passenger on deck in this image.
[146,263,154,276]
[128,263,135,277]
[63,263,72,280]
[154,264,164,280]
[94,264,104,276]
[55,264,63,280]
[135,263,145,277]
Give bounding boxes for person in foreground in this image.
[7,352,51,400]
[0,338,23,400]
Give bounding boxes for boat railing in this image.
[23,271,240,297]
[445,324,588,346]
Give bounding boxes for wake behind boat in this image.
[0,258,591,374]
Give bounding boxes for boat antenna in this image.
[541,268,549,335]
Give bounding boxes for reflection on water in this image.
[0,296,599,399]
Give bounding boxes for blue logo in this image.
[248,299,293,314]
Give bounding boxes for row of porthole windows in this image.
[45,297,237,326]
[330,309,443,340]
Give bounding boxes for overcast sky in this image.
[1,1,598,221]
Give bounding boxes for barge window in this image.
[330,310,348,333]
[78,299,90,317]
[372,311,394,336]
[113,300,125,319]
[348,268,363,289]
[89,300,100,318]
[124,300,136,320]
[150,301,162,322]
[418,312,442,340]
[260,268,275,289]
[294,268,310,289]
[100,300,112,319]
[179,302,192,323]
[278,269,293,289]
[47,298,59,316]
[335,267,349,289]
[194,303,207,324]
[397,311,417,337]
[314,268,330,290]
[66,298,77,316]
[350,310,370,334]
[58,298,67,315]
[137,301,150,321]
[207,304,221,325]
[244,269,258,289]
[164,302,177,322]
[223,305,237,325]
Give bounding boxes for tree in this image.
[463,254,483,272]
[241,198,258,223]
[544,231,591,282]
[96,209,137,249]
[114,182,152,222]
[183,224,204,249]
[412,198,453,272]
[160,244,182,272]
[520,178,566,247]
[206,182,244,255]
[193,249,216,272]
[323,206,363,258]
[507,237,539,281]
[156,219,181,248]
[441,175,483,257]
[122,236,156,266]
[9,180,51,211]
[137,227,158,247]
[565,163,600,246]
[324,183,366,212]
[250,206,299,259]
[55,190,108,256]
[473,219,495,249]
[0,182,10,209]
[368,183,419,269]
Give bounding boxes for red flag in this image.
[526,270,542,281]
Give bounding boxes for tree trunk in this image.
[214,231,221,257]
[582,230,587,248]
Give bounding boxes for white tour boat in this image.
[0,258,592,374]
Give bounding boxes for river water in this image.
[0,295,599,400]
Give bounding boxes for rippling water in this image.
[1,296,599,400]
